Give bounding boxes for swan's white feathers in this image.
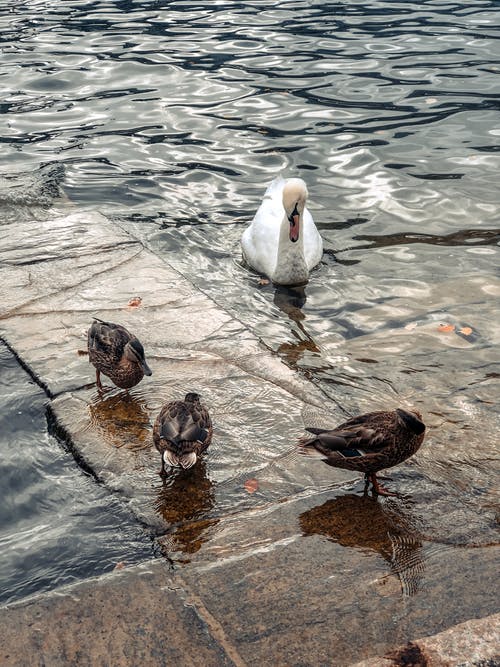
[241,177,323,286]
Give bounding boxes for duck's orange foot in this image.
[367,473,398,497]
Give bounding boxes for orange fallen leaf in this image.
[127,296,142,308]
[459,326,473,336]
[438,324,455,333]
[244,478,259,494]
[113,562,126,571]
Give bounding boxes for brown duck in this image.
[87,318,152,390]
[298,408,425,496]
[153,393,212,478]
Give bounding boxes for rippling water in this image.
[0,343,153,605]
[1,0,499,616]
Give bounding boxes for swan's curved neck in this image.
[272,213,308,285]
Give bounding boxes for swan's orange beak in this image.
[289,213,300,243]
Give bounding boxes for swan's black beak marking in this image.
[288,204,300,243]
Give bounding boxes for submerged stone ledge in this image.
[1,210,339,533]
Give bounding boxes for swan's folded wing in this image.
[263,176,286,199]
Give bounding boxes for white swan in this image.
[241,177,323,286]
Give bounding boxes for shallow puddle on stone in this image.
[299,493,425,596]
[88,390,152,451]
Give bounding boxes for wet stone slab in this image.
[175,489,499,666]
[49,353,343,533]
[351,612,500,666]
[0,561,238,667]
[1,210,498,666]
[0,212,141,319]
[0,210,329,403]
[0,210,342,528]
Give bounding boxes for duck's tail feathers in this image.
[163,449,197,469]
[297,437,325,458]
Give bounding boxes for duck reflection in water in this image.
[299,494,424,596]
[154,460,217,557]
[88,390,151,451]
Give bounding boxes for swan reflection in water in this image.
[299,494,425,596]
[273,284,307,320]
[154,460,218,559]
[88,390,151,451]
[273,284,322,367]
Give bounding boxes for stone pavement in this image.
[0,210,498,666]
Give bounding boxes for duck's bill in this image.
[142,360,153,376]
[289,214,300,242]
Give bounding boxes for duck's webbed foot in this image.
[368,473,398,497]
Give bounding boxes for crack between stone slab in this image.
[0,336,54,398]
[45,402,105,481]
[45,400,170,546]
[0,245,144,321]
[176,575,249,667]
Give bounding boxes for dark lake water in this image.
[0,0,498,622]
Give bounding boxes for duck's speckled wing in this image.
[302,411,397,457]
[88,319,130,363]
[159,401,210,444]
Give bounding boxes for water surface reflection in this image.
[300,494,425,596]
[0,344,152,606]
[88,390,151,451]
[154,461,218,558]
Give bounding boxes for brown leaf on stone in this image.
[244,479,259,494]
[459,326,473,336]
[437,323,455,333]
[77,349,89,356]
[113,562,126,571]
[127,296,142,308]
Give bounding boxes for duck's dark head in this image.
[184,392,201,403]
[125,339,152,376]
[396,408,425,435]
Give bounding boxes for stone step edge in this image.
[349,611,500,667]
